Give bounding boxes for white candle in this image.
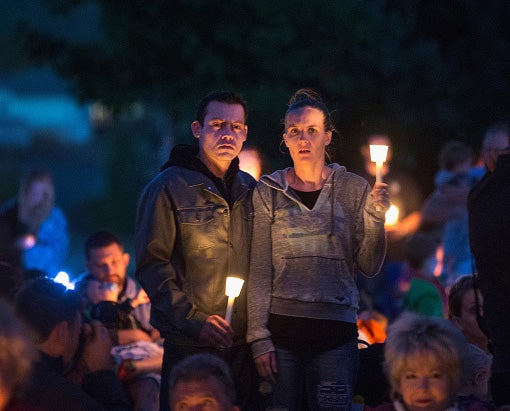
[225,276,244,324]
[369,144,389,184]
[369,144,389,211]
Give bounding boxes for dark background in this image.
[2,0,510,277]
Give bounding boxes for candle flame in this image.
[369,145,389,163]
[225,276,244,298]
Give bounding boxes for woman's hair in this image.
[447,275,476,320]
[285,88,336,133]
[384,312,467,397]
[0,299,36,396]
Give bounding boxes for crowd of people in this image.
[0,88,509,411]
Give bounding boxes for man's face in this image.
[191,101,247,168]
[86,243,130,288]
[171,377,239,411]
[19,177,55,224]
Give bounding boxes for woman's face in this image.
[452,289,487,348]
[397,356,455,411]
[283,106,331,165]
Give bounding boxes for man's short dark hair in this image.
[169,353,236,405]
[196,91,247,126]
[14,278,82,343]
[84,231,123,260]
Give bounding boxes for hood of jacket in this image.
[259,163,346,191]
[161,144,241,207]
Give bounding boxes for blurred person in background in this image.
[468,122,510,407]
[0,167,69,279]
[400,231,446,318]
[447,275,490,354]
[75,230,161,411]
[0,299,38,411]
[420,140,481,286]
[14,278,131,411]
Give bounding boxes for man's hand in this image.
[254,352,277,383]
[131,288,150,308]
[198,315,233,348]
[81,320,113,372]
[117,328,152,345]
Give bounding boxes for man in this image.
[78,231,156,344]
[0,167,69,278]
[468,122,510,406]
[76,230,161,411]
[169,353,240,411]
[135,91,258,411]
[14,278,130,411]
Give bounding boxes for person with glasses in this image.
[468,122,510,407]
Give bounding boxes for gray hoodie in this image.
[247,164,386,358]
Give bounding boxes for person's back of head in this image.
[169,353,239,411]
[482,122,510,172]
[403,231,439,271]
[438,140,474,172]
[14,278,82,344]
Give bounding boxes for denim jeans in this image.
[262,338,359,411]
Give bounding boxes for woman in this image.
[247,89,389,410]
[368,312,491,411]
[448,275,490,354]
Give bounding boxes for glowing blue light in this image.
[53,271,75,290]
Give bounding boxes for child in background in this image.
[401,232,446,317]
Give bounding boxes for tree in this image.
[19,0,510,185]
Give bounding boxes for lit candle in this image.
[225,276,245,324]
[384,204,400,226]
[369,144,389,184]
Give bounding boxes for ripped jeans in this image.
[262,338,358,411]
